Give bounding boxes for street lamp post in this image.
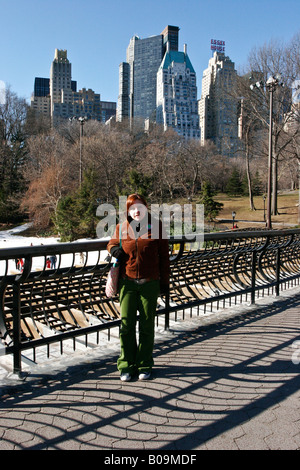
[263,194,266,222]
[69,116,87,184]
[78,117,87,185]
[266,77,275,230]
[250,74,284,230]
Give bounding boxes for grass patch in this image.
[215,191,299,228]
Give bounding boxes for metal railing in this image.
[1,228,300,375]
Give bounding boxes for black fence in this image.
[1,228,300,375]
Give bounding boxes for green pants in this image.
[117,279,159,375]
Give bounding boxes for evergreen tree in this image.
[198,181,223,221]
[117,169,153,198]
[75,169,99,237]
[252,171,264,196]
[54,169,100,241]
[242,171,263,196]
[225,168,243,196]
[54,195,77,242]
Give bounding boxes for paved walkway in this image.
[0,288,299,451]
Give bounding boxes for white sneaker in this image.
[138,372,151,380]
[120,373,131,382]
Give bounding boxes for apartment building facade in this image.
[118,25,199,139]
[156,43,200,140]
[31,49,116,125]
[118,33,165,123]
[198,51,238,156]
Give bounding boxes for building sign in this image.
[211,39,225,53]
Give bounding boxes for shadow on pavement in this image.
[0,294,299,450]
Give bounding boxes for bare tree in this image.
[137,129,179,202]
[0,86,29,221]
[240,34,300,215]
[21,161,70,228]
[174,140,220,200]
[83,127,131,203]
[22,132,76,227]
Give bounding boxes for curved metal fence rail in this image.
[1,229,300,375]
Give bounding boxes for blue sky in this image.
[1,0,299,103]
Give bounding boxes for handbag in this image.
[105,261,120,297]
[105,226,122,297]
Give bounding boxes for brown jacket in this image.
[107,217,170,285]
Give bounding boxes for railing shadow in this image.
[0,293,299,450]
[1,228,300,375]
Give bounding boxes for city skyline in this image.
[1,0,300,104]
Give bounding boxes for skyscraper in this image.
[31,75,77,118]
[198,51,238,156]
[156,44,200,140]
[50,49,73,120]
[118,25,199,139]
[161,25,180,52]
[31,77,51,117]
[117,26,179,124]
[120,34,164,122]
[117,62,130,121]
[31,49,116,125]
[34,77,50,97]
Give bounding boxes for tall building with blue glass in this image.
[117,26,200,140]
[118,26,179,123]
[156,43,200,140]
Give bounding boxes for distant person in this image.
[17,258,24,272]
[46,258,51,269]
[50,255,57,269]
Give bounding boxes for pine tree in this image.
[54,169,99,241]
[198,181,223,221]
[75,169,99,237]
[54,195,77,241]
[242,171,263,196]
[252,171,264,196]
[117,169,153,198]
[225,168,243,196]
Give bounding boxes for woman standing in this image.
[107,194,170,382]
